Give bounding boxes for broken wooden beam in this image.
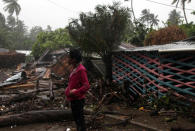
[0,81,18,88]
[35,79,39,93]
[49,79,54,100]
[2,82,34,89]
[30,49,50,68]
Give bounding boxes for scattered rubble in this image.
[0,49,195,131]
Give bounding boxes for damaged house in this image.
[0,48,25,68]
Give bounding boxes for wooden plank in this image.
[2,82,35,89]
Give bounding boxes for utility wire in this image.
[145,0,194,11]
[46,0,80,14]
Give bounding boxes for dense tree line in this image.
[0,0,195,53]
[0,0,40,50]
[0,12,48,50]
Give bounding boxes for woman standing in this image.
[65,48,90,131]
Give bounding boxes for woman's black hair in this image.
[69,48,82,63]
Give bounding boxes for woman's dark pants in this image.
[71,99,86,131]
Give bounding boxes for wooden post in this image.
[35,79,39,93]
[49,79,54,100]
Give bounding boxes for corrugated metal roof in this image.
[114,38,195,52]
[0,48,9,53]
[16,50,31,56]
[133,42,195,52]
[115,43,136,51]
[50,48,69,55]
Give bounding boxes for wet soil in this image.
[0,103,194,131]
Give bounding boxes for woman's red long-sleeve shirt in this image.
[65,64,90,101]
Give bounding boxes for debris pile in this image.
[0,49,195,130]
[0,49,71,121]
[0,48,134,129]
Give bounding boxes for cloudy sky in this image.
[0,0,195,30]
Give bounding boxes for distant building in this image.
[16,50,32,56]
[0,48,9,53]
[0,49,25,68]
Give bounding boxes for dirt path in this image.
[0,122,74,131]
[0,122,144,131]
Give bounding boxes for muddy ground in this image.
[0,102,194,131]
[0,120,143,131]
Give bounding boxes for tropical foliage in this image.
[0,13,31,49]
[192,11,195,15]
[122,9,159,47]
[67,2,131,81]
[172,0,192,24]
[124,21,149,47]
[32,28,72,59]
[29,26,43,43]
[3,0,21,17]
[180,22,195,37]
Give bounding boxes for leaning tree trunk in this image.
[182,2,188,24]
[102,53,113,85]
[131,0,136,22]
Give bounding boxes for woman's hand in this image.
[69,89,77,96]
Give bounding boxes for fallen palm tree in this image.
[0,110,73,127]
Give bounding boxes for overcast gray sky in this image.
[0,0,195,30]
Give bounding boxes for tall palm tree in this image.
[167,9,183,25]
[150,14,159,28]
[140,9,151,26]
[3,0,21,19]
[140,9,159,28]
[172,0,191,24]
[124,0,137,28]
